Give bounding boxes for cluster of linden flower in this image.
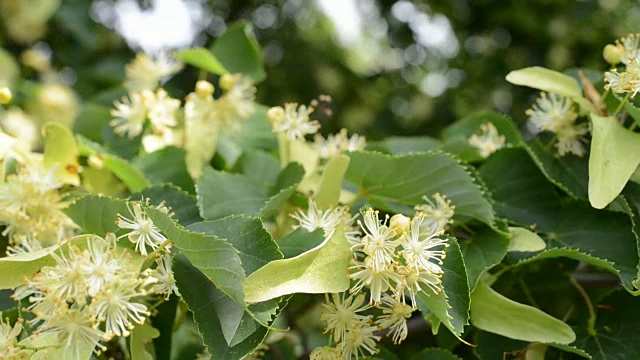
[266,100,452,358]
[110,53,256,178]
[288,192,454,359]
[1,201,179,359]
[0,134,77,255]
[603,33,640,97]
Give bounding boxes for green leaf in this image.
[65,195,128,235]
[314,154,350,209]
[146,208,246,305]
[73,103,111,142]
[417,238,470,337]
[131,322,160,360]
[460,227,509,290]
[411,348,462,360]
[474,331,528,360]
[187,216,282,275]
[375,136,442,155]
[480,149,640,291]
[507,227,546,252]
[441,111,524,162]
[103,155,150,192]
[134,185,201,226]
[588,114,640,209]
[549,344,592,359]
[243,224,350,303]
[277,228,325,258]
[470,281,576,344]
[624,101,640,127]
[573,291,640,360]
[0,234,91,289]
[210,23,265,82]
[217,106,278,167]
[42,123,80,186]
[260,163,305,219]
[175,48,228,75]
[346,151,495,227]
[174,254,280,360]
[525,139,589,199]
[133,146,195,194]
[232,150,280,185]
[197,167,270,220]
[150,295,178,360]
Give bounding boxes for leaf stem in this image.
[570,275,597,336]
[614,92,632,117]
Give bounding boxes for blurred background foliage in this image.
[0,0,637,140]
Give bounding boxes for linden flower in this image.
[291,199,344,236]
[268,103,321,140]
[0,314,23,358]
[42,308,107,359]
[43,247,88,302]
[79,235,124,297]
[375,294,413,344]
[116,202,167,256]
[352,209,399,272]
[616,33,640,65]
[147,89,180,129]
[401,214,448,274]
[152,254,181,300]
[217,74,256,131]
[604,66,640,97]
[396,265,443,306]
[310,346,341,360]
[314,129,367,159]
[414,193,455,233]
[320,293,372,343]
[111,90,153,138]
[125,52,183,91]
[468,122,506,158]
[0,107,38,151]
[90,278,150,338]
[349,256,403,304]
[526,92,577,133]
[338,320,380,360]
[555,122,589,157]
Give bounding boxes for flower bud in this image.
[267,106,285,124]
[87,154,105,169]
[603,44,624,65]
[219,74,235,90]
[0,87,12,104]
[195,80,214,97]
[390,214,410,234]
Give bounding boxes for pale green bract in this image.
[470,281,576,344]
